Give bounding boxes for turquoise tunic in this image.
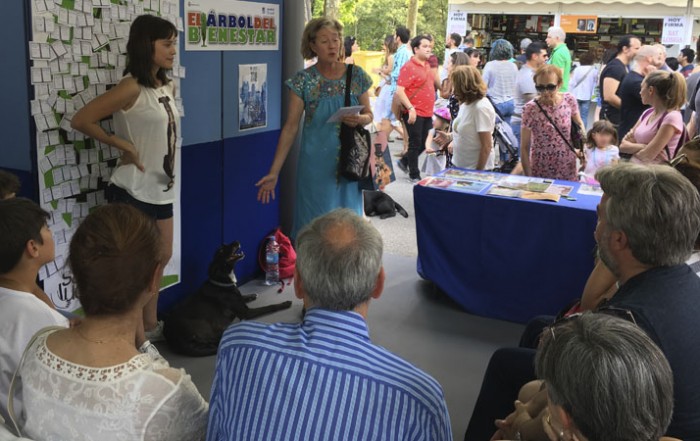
[286,65,372,237]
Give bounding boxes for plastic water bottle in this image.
[264,235,280,285]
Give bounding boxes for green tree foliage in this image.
[313,0,448,63]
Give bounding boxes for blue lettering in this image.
[238,16,246,28]
[229,15,237,27]
[218,14,226,27]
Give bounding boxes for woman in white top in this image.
[481,39,517,125]
[19,204,208,440]
[448,66,496,170]
[72,15,180,340]
[570,51,598,129]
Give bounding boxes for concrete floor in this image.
[158,253,524,441]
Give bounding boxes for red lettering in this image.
[187,12,198,26]
[254,17,262,29]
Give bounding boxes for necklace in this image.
[75,325,132,345]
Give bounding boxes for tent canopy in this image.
[447,0,695,16]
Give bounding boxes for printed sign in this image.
[662,16,688,45]
[560,15,598,34]
[446,6,468,38]
[238,64,267,131]
[185,0,279,51]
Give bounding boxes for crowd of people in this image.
[3,13,700,441]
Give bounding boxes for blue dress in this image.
[286,65,372,237]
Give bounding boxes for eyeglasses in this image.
[535,83,558,92]
[547,306,636,341]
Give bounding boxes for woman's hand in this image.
[341,113,366,128]
[120,143,145,172]
[256,174,278,203]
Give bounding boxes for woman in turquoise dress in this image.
[256,17,373,238]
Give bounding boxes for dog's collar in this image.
[208,279,237,288]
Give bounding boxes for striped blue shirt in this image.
[207,308,452,441]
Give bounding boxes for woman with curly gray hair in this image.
[482,39,518,124]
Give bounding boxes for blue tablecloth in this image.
[414,169,601,324]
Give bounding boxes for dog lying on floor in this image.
[163,241,292,356]
[364,190,409,219]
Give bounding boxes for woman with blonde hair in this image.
[255,17,373,237]
[521,64,584,180]
[438,66,496,170]
[620,70,687,163]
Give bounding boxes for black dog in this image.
[163,241,292,356]
[364,190,408,219]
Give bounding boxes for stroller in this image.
[487,97,520,174]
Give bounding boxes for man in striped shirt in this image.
[207,209,452,441]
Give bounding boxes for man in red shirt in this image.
[395,35,440,182]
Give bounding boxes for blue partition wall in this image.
[0,0,284,312]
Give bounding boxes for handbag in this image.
[368,129,396,190]
[338,65,372,181]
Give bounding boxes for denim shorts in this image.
[107,185,173,220]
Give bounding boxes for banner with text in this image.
[662,16,688,45]
[185,0,279,51]
[560,15,598,34]
[446,6,468,38]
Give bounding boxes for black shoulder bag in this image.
[338,65,371,181]
[534,99,585,157]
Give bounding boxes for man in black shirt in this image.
[465,163,700,441]
[600,35,641,125]
[617,45,656,140]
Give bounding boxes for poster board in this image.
[29,0,185,313]
[560,15,598,34]
[185,0,279,51]
[662,16,688,45]
[447,5,469,38]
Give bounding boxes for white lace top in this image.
[19,330,208,440]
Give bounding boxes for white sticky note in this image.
[51,185,64,200]
[52,167,65,184]
[51,41,67,59]
[40,43,52,59]
[96,190,106,205]
[42,188,54,204]
[86,192,97,207]
[89,175,99,189]
[57,7,69,24]
[71,181,81,196]
[29,42,41,59]
[78,164,89,176]
[39,157,53,173]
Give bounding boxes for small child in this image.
[421,108,451,176]
[580,120,620,185]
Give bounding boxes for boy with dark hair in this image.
[678,47,695,78]
[0,170,21,199]
[0,198,68,424]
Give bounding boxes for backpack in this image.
[258,228,296,280]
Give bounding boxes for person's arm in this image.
[151,368,209,441]
[580,259,618,310]
[394,85,417,124]
[688,112,697,138]
[476,131,493,170]
[255,92,305,203]
[440,78,452,99]
[520,126,532,175]
[602,77,622,109]
[425,129,435,151]
[340,91,373,127]
[71,77,144,170]
[622,124,678,161]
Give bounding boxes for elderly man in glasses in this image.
[464,163,700,441]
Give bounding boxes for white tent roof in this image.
[447,0,695,17]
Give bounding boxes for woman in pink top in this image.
[620,70,687,163]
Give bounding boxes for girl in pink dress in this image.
[580,120,620,184]
[620,70,687,164]
[521,65,586,181]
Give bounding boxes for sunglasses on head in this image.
[535,83,558,92]
[547,306,636,341]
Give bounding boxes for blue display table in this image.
[414,168,601,324]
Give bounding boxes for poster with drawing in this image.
[238,63,267,131]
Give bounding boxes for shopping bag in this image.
[368,130,396,190]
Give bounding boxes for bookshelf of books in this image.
[468,14,663,61]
